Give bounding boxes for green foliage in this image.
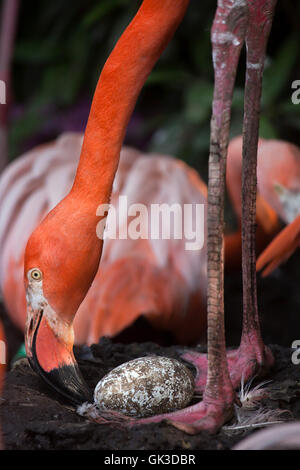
[7,0,300,174]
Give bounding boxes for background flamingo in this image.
[225,136,300,268]
[225,136,279,269]
[0,132,207,347]
[251,138,300,275]
[3,132,298,350]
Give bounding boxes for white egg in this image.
[93,356,195,418]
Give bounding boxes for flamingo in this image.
[4,8,292,347]
[3,133,294,345]
[23,0,192,405]
[24,0,278,434]
[3,132,285,346]
[0,134,207,345]
[225,135,281,269]
[227,136,300,227]
[253,139,300,275]
[225,136,300,269]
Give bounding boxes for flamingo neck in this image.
[70,0,189,212]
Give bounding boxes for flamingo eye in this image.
[29,268,43,281]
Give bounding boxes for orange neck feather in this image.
[71,0,189,211]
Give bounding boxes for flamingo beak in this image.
[25,287,92,405]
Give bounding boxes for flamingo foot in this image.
[227,343,274,389]
[182,343,274,393]
[79,397,234,434]
[133,389,235,434]
[181,351,208,392]
[77,402,132,427]
[78,373,236,434]
[79,344,274,435]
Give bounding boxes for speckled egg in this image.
[93,356,195,418]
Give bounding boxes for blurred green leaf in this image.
[14,40,61,63]
[278,100,300,116]
[146,68,190,86]
[82,0,129,28]
[231,88,244,111]
[149,116,186,156]
[184,80,213,124]
[259,115,277,139]
[8,104,44,157]
[7,0,300,168]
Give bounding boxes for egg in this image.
[93,356,195,418]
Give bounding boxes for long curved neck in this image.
[71,0,189,209]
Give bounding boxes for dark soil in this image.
[1,340,300,450]
[1,250,300,450]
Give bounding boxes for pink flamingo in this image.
[226,136,300,269]
[0,134,207,345]
[23,0,278,434]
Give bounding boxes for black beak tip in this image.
[28,356,92,405]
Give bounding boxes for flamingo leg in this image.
[133,1,277,434]
[133,1,249,433]
[236,0,277,379]
[183,0,277,397]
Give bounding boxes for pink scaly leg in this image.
[133,0,249,433]
[236,0,277,383]
[183,0,277,398]
[133,1,278,434]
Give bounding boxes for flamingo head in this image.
[23,198,101,404]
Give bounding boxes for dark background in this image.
[6,0,300,180]
[1,3,300,450]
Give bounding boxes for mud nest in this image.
[0,340,300,450]
[1,252,300,450]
